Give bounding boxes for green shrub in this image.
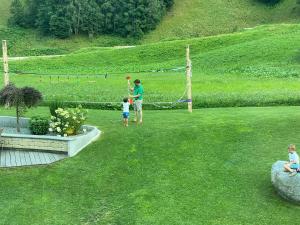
[49,105,88,136]
[29,116,49,135]
[49,99,66,116]
[257,0,282,5]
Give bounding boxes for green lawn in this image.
[0,106,300,224]
[2,24,299,108]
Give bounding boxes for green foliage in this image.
[0,83,42,132]
[8,0,24,26]
[49,10,72,39]
[49,99,66,116]
[9,0,174,38]
[49,105,87,136]
[29,116,49,135]
[257,0,282,5]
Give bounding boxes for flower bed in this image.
[0,116,101,157]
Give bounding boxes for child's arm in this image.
[127,81,134,92]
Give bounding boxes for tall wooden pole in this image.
[2,40,9,86]
[186,45,192,113]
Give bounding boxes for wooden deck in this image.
[0,149,67,168]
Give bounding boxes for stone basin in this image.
[271,160,300,203]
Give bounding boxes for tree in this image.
[9,0,25,26]
[0,84,42,132]
[81,0,104,37]
[163,0,174,9]
[9,0,175,38]
[257,0,282,5]
[50,10,72,38]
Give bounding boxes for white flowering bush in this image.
[49,105,88,136]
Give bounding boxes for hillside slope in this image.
[8,24,299,76]
[1,24,299,107]
[0,0,299,56]
[0,0,11,26]
[144,0,299,42]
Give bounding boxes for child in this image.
[122,97,130,127]
[284,144,299,177]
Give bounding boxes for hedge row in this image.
[40,99,300,110]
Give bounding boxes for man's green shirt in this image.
[134,84,144,100]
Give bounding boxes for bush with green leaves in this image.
[0,83,42,132]
[257,0,282,5]
[29,116,49,135]
[49,99,66,117]
[49,105,88,136]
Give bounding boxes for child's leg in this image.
[284,163,294,173]
[125,118,129,126]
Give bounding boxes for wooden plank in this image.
[43,153,52,164]
[5,151,11,167]
[48,153,56,163]
[14,150,22,166]
[34,151,42,165]
[0,149,68,167]
[2,151,6,167]
[29,151,38,165]
[38,152,47,164]
[19,151,27,166]
[24,151,32,165]
[53,153,66,161]
[9,150,16,167]
[2,40,10,86]
[0,150,5,167]
[52,154,59,161]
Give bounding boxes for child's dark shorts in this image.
[123,112,129,119]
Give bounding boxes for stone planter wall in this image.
[0,116,101,157]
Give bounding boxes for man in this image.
[130,79,144,124]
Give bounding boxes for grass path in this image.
[0,107,300,224]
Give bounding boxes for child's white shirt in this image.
[289,152,299,164]
[123,102,130,113]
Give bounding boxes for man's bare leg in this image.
[139,110,143,124]
[134,111,138,123]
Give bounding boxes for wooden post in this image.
[2,40,9,86]
[186,45,192,113]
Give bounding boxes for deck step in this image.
[0,149,67,168]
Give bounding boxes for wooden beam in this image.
[2,40,9,86]
[186,45,192,113]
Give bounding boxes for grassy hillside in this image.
[144,0,300,42]
[1,24,299,108]
[0,0,11,26]
[0,26,136,56]
[1,106,300,224]
[0,0,299,56]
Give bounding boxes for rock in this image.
[271,160,300,203]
